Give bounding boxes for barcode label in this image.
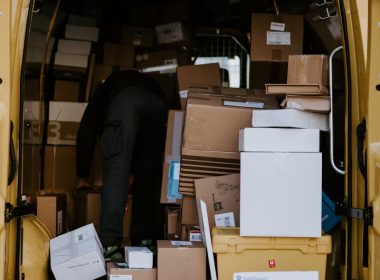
[189,233,202,242]
[171,241,192,246]
[267,31,291,45]
[215,212,235,227]
[110,275,132,280]
[270,22,285,32]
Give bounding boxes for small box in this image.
[107,262,157,280]
[213,228,330,280]
[125,247,153,269]
[65,24,99,42]
[50,224,106,280]
[322,192,343,233]
[54,52,89,69]
[155,22,187,45]
[157,240,206,280]
[57,39,92,55]
[239,128,320,152]
[37,194,66,237]
[176,63,221,91]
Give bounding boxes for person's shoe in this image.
[103,245,123,261]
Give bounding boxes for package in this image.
[157,240,206,280]
[47,101,87,145]
[54,52,89,69]
[22,144,41,200]
[90,64,113,96]
[121,26,154,48]
[181,195,199,226]
[240,152,322,237]
[135,49,179,71]
[37,194,66,237]
[103,43,135,67]
[212,228,331,280]
[155,22,188,45]
[250,14,304,61]
[281,95,331,113]
[239,128,320,152]
[125,247,153,269]
[250,61,288,89]
[67,14,98,27]
[50,223,106,280]
[194,174,240,230]
[177,63,221,91]
[57,39,92,55]
[65,24,99,42]
[287,55,329,86]
[161,110,184,204]
[53,80,81,102]
[107,262,157,280]
[252,109,329,131]
[26,39,55,64]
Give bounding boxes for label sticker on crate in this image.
[270,22,286,32]
[233,271,319,280]
[171,241,193,246]
[215,212,235,227]
[267,31,291,45]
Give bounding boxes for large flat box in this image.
[265,84,328,96]
[22,144,41,200]
[161,110,184,204]
[157,240,206,280]
[240,152,322,237]
[176,63,221,92]
[37,194,66,237]
[252,109,329,131]
[167,207,180,237]
[213,228,331,280]
[103,43,135,67]
[65,24,99,42]
[287,55,329,86]
[181,195,199,226]
[239,128,320,152]
[194,174,240,230]
[54,52,89,69]
[50,224,106,280]
[107,262,156,280]
[53,80,81,102]
[47,101,87,145]
[281,95,331,113]
[57,39,92,55]
[121,26,154,48]
[250,14,303,62]
[125,247,153,269]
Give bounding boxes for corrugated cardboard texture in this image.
[181,195,199,225]
[37,194,67,237]
[53,80,81,102]
[103,43,135,67]
[287,55,329,86]
[176,63,221,91]
[250,61,288,89]
[282,95,331,113]
[251,14,303,62]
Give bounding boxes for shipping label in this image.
[266,31,291,45]
[215,212,235,227]
[233,271,319,280]
[270,22,285,32]
[171,241,192,246]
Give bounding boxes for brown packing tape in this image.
[272,49,283,61]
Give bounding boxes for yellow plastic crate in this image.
[212,228,331,280]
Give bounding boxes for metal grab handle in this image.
[329,46,345,175]
[8,121,16,185]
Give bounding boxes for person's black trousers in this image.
[99,87,167,247]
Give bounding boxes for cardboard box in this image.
[287,55,329,86]
[250,14,304,61]
[157,240,206,280]
[135,49,179,71]
[240,152,322,237]
[47,101,87,145]
[239,128,320,152]
[122,195,133,246]
[181,196,199,225]
[281,95,331,113]
[53,80,81,102]
[121,26,154,48]
[250,61,287,89]
[251,109,329,131]
[167,207,180,237]
[107,262,157,280]
[50,224,106,280]
[233,272,319,280]
[22,144,41,201]
[155,22,189,45]
[90,64,113,96]
[194,174,240,230]
[65,24,99,42]
[103,43,135,67]
[177,63,221,91]
[161,110,184,204]
[57,39,92,55]
[54,52,89,69]
[265,83,328,96]
[37,194,66,237]
[67,14,98,27]
[125,247,153,269]
[26,43,55,64]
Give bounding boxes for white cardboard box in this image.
[252,109,329,131]
[58,39,92,55]
[240,152,322,237]
[65,24,99,42]
[125,247,153,269]
[239,128,320,152]
[54,52,89,68]
[50,223,106,280]
[49,101,88,122]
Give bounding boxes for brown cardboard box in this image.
[22,144,41,202]
[167,207,180,237]
[53,80,81,102]
[25,78,40,100]
[90,64,113,96]
[37,194,67,237]
[161,110,184,204]
[281,95,331,113]
[250,14,304,61]
[157,240,206,280]
[103,43,135,67]
[107,262,157,280]
[135,49,179,70]
[181,195,198,226]
[194,174,240,230]
[121,26,154,48]
[24,101,44,144]
[250,61,288,89]
[265,84,328,96]
[177,63,221,91]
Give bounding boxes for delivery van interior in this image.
[4,0,376,279]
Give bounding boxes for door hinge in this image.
[4,203,35,223]
[335,203,373,225]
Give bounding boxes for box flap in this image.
[265,84,328,96]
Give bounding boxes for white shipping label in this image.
[179,90,189,99]
[215,212,235,227]
[110,275,132,280]
[172,162,180,180]
[270,22,285,32]
[189,232,202,242]
[266,31,291,45]
[171,241,192,246]
[233,271,319,280]
[223,100,265,109]
[57,210,63,235]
